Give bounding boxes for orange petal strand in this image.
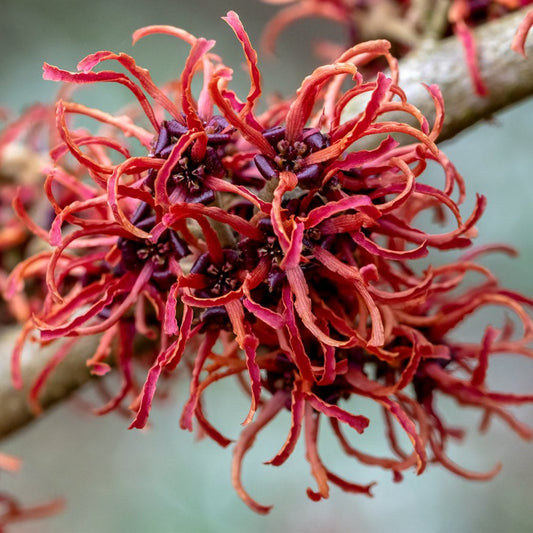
[304,403,329,501]
[512,9,533,56]
[232,391,287,514]
[266,381,305,466]
[375,397,427,474]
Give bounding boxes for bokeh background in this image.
[1,1,533,531]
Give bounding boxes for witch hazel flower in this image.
[5,26,237,413]
[0,103,61,325]
[201,248,533,513]
[5,10,533,513]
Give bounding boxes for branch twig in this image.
[343,7,533,141]
[0,327,95,439]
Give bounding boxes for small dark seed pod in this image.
[168,230,191,259]
[154,124,170,156]
[254,154,279,180]
[190,251,212,275]
[303,130,328,152]
[151,269,176,291]
[267,267,286,291]
[296,164,322,189]
[186,187,215,205]
[206,133,233,144]
[262,125,286,145]
[258,216,274,234]
[200,306,232,332]
[159,144,175,159]
[203,147,225,178]
[205,115,229,133]
[167,120,189,137]
[130,202,154,227]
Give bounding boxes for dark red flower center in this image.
[254,126,329,189]
[190,249,243,298]
[117,203,190,289]
[149,115,233,204]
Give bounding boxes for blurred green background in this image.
[1,1,533,531]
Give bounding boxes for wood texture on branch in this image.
[1,7,533,441]
[343,7,533,141]
[0,327,95,439]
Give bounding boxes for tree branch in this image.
[1,7,533,441]
[0,327,95,439]
[343,7,533,141]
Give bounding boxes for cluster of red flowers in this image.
[0,104,58,325]
[4,10,533,513]
[261,0,533,95]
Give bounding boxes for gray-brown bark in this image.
[343,7,533,141]
[0,327,95,439]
